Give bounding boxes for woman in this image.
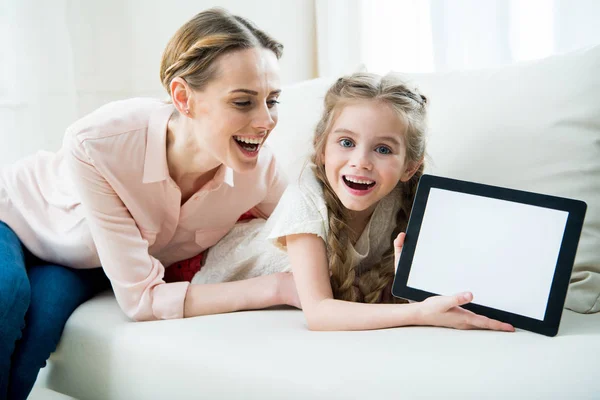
[0,8,297,399]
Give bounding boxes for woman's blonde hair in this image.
[311,72,428,303]
[160,8,283,95]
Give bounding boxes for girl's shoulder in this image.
[295,164,325,201]
[265,164,329,247]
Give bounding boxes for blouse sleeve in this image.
[65,129,189,322]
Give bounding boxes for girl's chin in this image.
[339,198,375,213]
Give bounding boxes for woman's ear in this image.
[400,159,423,182]
[170,77,193,117]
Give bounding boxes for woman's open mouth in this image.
[343,175,376,195]
[233,135,263,157]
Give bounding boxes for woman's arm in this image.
[184,272,293,317]
[66,132,291,321]
[287,233,514,332]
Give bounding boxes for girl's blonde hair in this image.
[160,8,283,95]
[311,72,428,303]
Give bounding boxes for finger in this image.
[394,232,406,250]
[470,315,514,332]
[394,233,405,268]
[450,292,473,308]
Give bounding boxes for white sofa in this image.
[39,45,600,399]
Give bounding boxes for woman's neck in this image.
[166,115,221,198]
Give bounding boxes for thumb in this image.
[442,292,473,310]
[394,232,405,267]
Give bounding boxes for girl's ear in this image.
[400,159,423,182]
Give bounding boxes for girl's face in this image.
[183,47,281,173]
[323,100,417,217]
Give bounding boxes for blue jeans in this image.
[0,221,110,400]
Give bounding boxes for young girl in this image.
[281,73,516,331]
[193,72,514,332]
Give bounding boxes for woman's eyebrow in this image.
[229,89,282,96]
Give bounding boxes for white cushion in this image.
[268,45,600,313]
[45,292,600,399]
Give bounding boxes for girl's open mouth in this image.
[343,176,376,191]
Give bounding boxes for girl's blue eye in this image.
[339,139,354,148]
[267,100,280,108]
[376,146,392,155]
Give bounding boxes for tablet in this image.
[392,174,587,336]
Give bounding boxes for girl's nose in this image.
[350,149,373,170]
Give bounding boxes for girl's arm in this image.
[287,233,514,332]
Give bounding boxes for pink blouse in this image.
[0,98,287,321]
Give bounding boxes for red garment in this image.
[164,211,256,283]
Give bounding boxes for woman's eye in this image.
[267,99,280,108]
[339,139,354,148]
[233,101,252,107]
[375,146,392,155]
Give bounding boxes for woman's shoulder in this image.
[64,98,171,145]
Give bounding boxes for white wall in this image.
[0,0,316,165]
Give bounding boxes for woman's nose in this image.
[253,104,276,131]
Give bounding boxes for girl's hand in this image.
[393,232,406,271]
[394,232,514,332]
[276,271,302,309]
[416,293,515,331]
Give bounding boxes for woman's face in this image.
[184,47,281,173]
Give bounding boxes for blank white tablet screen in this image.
[406,188,568,320]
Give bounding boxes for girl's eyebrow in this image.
[377,136,402,146]
[333,128,357,136]
[334,128,401,146]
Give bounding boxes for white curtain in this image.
[316,0,600,76]
[0,0,142,166]
[0,0,316,166]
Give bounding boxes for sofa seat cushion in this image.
[45,291,600,400]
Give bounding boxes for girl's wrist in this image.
[395,301,424,326]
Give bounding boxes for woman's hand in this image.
[393,232,514,332]
[275,271,302,309]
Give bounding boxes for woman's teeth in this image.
[234,136,262,153]
[234,136,263,144]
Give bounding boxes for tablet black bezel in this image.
[392,174,587,337]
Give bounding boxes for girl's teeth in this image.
[346,177,374,185]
